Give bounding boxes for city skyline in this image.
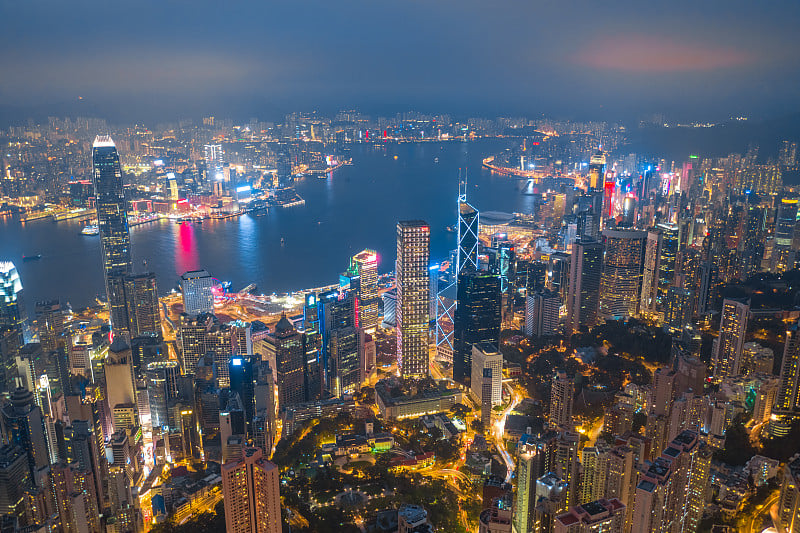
[4,3,800,532]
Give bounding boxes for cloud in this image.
[573,35,757,73]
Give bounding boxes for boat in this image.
[434,157,439,163]
[445,225,456,233]
[22,254,42,262]
[280,237,285,246]
[81,224,99,236]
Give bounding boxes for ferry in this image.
[81,224,100,236]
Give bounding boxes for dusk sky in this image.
[2,1,800,123]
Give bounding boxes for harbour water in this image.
[0,139,538,313]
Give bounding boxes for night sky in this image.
[2,1,799,123]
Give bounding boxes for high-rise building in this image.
[554,499,626,533]
[396,221,430,378]
[146,361,180,430]
[204,144,225,181]
[221,447,281,533]
[180,270,215,316]
[350,250,380,332]
[34,300,63,354]
[230,355,256,435]
[453,269,501,387]
[0,262,25,338]
[525,289,560,338]
[712,298,750,380]
[457,181,480,274]
[92,136,133,334]
[566,240,603,333]
[262,315,306,409]
[514,434,549,533]
[599,229,646,320]
[639,229,662,315]
[328,326,360,397]
[0,445,30,518]
[471,343,502,406]
[1,388,48,481]
[656,223,679,304]
[549,371,574,430]
[771,319,800,437]
[778,454,800,533]
[124,272,161,338]
[630,430,710,533]
[663,287,693,334]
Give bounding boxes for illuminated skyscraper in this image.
[204,144,224,181]
[662,287,693,334]
[180,270,215,316]
[123,272,161,338]
[146,361,180,430]
[92,136,132,334]
[396,221,430,378]
[774,197,798,273]
[221,447,281,533]
[549,371,574,430]
[514,434,548,533]
[588,151,606,190]
[566,240,603,333]
[656,223,679,304]
[640,229,662,315]
[0,262,25,339]
[712,298,749,380]
[34,300,63,354]
[525,289,560,338]
[329,326,359,396]
[599,229,646,320]
[453,269,501,387]
[771,319,800,437]
[1,388,48,481]
[630,430,710,533]
[350,250,380,332]
[471,342,502,406]
[778,454,800,533]
[457,182,480,274]
[262,315,305,409]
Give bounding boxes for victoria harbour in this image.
[1,139,531,312]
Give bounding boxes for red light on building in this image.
[532,142,539,146]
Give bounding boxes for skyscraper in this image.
[92,136,133,334]
[639,229,662,315]
[229,355,255,434]
[180,270,215,316]
[599,229,646,320]
[329,326,360,397]
[656,223,679,304]
[549,371,574,430]
[778,454,800,533]
[457,185,480,274]
[146,361,180,430]
[34,300,63,354]
[396,221,430,378]
[471,342,502,406]
[453,269,501,387]
[566,240,603,333]
[124,272,161,338]
[350,250,380,332]
[712,298,749,380]
[221,447,282,533]
[771,319,800,437]
[262,315,306,409]
[1,388,48,481]
[525,289,560,338]
[0,262,25,340]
